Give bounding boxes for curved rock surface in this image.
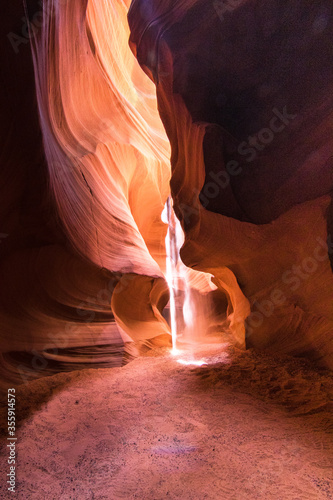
[0,0,174,387]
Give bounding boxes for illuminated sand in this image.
[1,344,332,499]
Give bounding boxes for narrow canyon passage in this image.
[1,1,333,498]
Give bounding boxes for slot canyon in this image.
[0,0,332,498]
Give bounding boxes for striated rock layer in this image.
[1,0,175,387]
[128,0,333,368]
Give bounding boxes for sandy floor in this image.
[0,343,333,499]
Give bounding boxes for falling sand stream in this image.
[162,197,219,364]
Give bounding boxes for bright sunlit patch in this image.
[177,359,207,367]
[170,347,182,356]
